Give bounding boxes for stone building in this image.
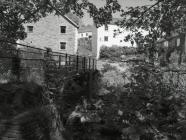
[18,13,79,55]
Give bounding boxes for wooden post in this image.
[69,56,71,66]
[69,56,71,71]
[89,57,91,70]
[84,57,86,71]
[76,55,79,72]
[81,57,83,71]
[16,49,20,81]
[65,53,68,66]
[95,59,97,70]
[92,59,94,70]
[88,70,93,99]
[65,53,68,72]
[59,55,61,68]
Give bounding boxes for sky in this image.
[82,0,154,25]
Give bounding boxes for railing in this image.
[0,40,97,84]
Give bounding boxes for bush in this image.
[100,46,137,60]
[66,61,186,140]
[101,63,118,73]
[0,82,48,119]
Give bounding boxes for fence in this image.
[0,40,97,85]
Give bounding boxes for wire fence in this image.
[0,40,97,86]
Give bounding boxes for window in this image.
[27,26,33,33]
[86,33,88,36]
[60,26,66,33]
[105,25,108,31]
[60,42,66,50]
[81,33,83,37]
[104,36,108,42]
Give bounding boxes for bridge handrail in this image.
[0,39,97,72]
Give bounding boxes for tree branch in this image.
[125,0,163,28]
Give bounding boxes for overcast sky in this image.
[82,0,153,25]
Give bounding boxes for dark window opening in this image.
[60,42,66,50]
[105,25,108,31]
[60,26,66,33]
[104,36,108,42]
[27,26,33,33]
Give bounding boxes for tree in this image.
[0,0,120,42]
[118,0,186,63]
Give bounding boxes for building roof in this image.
[78,25,95,33]
[78,18,122,33]
[64,13,81,28]
[51,5,80,28]
[78,18,124,33]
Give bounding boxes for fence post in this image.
[65,53,68,66]
[81,57,83,71]
[12,49,21,81]
[95,59,97,69]
[16,49,20,81]
[89,57,91,70]
[92,59,94,70]
[69,56,71,71]
[69,56,71,66]
[59,55,61,68]
[76,55,79,72]
[84,57,86,71]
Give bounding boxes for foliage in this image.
[0,42,20,82]
[65,61,186,140]
[118,0,186,62]
[100,46,137,60]
[119,63,186,139]
[101,63,118,73]
[0,82,48,119]
[102,69,125,89]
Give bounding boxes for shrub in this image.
[100,46,137,61]
[66,61,186,140]
[118,62,186,140]
[102,70,125,88]
[101,63,118,73]
[0,70,17,83]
